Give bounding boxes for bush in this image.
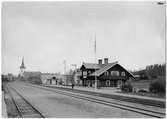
[138,89,148,93]
[149,79,165,93]
[121,82,133,92]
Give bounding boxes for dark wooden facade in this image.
[80,63,134,87]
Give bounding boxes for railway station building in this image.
[80,58,135,88]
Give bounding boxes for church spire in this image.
[20,57,26,69]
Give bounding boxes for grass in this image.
[120,79,166,98]
[118,91,165,98]
[131,80,150,90]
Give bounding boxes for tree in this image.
[132,63,166,80]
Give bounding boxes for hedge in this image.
[149,79,165,93]
[121,82,133,92]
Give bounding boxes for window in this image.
[83,71,87,78]
[111,71,119,76]
[104,71,109,76]
[121,72,125,76]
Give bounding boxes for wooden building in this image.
[80,58,135,88]
[41,73,58,85]
[73,69,82,86]
[23,71,42,84]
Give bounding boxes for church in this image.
[19,58,26,77]
[19,58,41,84]
[19,58,59,85]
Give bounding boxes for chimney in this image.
[98,59,102,65]
[104,58,108,64]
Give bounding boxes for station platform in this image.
[44,84,165,108]
[2,91,7,118]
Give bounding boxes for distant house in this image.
[61,75,73,86]
[2,75,9,81]
[41,73,58,85]
[80,58,135,88]
[7,73,14,81]
[23,71,41,79]
[23,71,42,84]
[40,73,73,86]
[55,74,66,85]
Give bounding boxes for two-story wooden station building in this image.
[80,58,135,88]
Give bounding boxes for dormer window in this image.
[121,72,126,76]
[104,71,109,76]
[111,71,119,76]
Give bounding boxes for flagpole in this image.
[94,34,97,90]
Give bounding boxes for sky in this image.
[2,1,166,75]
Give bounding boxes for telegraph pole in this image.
[71,64,77,85]
[63,60,66,75]
[94,34,97,90]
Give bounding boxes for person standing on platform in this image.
[72,83,74,89]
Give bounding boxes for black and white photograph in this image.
[1,1,166,118]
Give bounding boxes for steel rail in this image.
[31,84,165,118]
[12,87,45,118]
[50,86,165,115]
[7,84,45,118]
[48,86,165,108]
[6,85,23,117]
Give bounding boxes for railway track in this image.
[47,86,165,108]
[7,85,45,118]
[31,84,165,118]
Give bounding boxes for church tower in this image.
[20,57,26,76]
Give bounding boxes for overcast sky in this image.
[2,1,166,75]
